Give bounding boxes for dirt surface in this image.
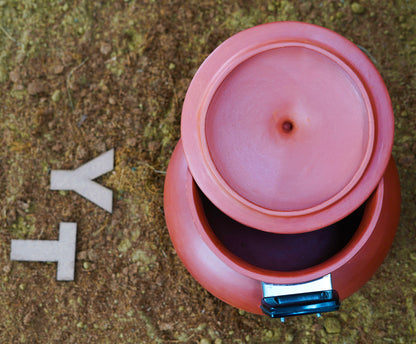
[0,0,415,343]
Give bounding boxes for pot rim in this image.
[188,167,384,284]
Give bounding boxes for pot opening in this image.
[197,186,366,272]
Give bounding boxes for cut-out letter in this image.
[10,222,77,281]
[50,149,114,213]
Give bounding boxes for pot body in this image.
[165,22,400,316]
[164,141,401,315]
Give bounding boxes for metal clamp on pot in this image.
[261,274,340,319]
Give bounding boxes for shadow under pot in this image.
[164,142,400,316]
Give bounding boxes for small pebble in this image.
[23,310,34,325]
[77,251,87,260]
[285,333,294,342]
[351,3,365,14]
[126,138,137,147]
[9,70,20,83]
[52,64,64,75]
[196,323,207,331]
[159,322,174,331]
[28,80,44,95]
[100,42,112,55]
[265,330,273,339]
[51,90,61,102]
[324,317,341,334]
[87,249,98,261]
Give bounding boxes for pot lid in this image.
[181,22,394,234]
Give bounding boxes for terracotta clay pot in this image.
[164,22,401,317]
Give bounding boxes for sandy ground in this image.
[0,1,415,343]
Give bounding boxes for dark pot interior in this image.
[198,187,366,271]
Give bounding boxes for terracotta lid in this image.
[181,22,394,234]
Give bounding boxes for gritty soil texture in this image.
[0,0,415,343]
